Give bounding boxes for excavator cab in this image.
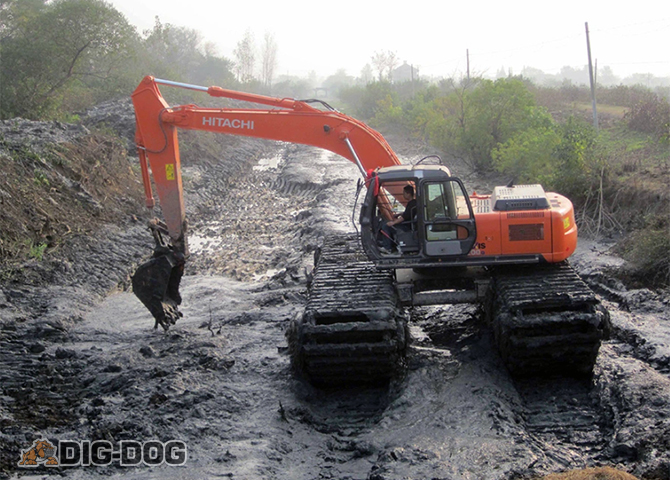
[359,165,477,268]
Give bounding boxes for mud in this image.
[1,115,670,480]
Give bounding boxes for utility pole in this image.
[585,22,599,131]
[466,49,470,81]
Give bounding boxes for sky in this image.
[109,0,670,81]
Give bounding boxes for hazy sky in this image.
[110,0,669,80]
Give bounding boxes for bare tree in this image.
[260,31,277,89]
[385,51,399,81]
[371,50,399,82]
[234,29,256,83]
[371,51,387,81]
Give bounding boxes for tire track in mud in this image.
[276,382,409,480]
[271,177,344,200]
[601,296,670,378]
[409,302,616,474]
[185,145,352,283]
[576,248,670,379]
[514,376,611,470]
[288,387,392,440]
[0,329,85,427]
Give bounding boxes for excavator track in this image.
[289,234,407,386]
[488,263,609,376]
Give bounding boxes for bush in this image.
[492,115,599,200]
[547,117,599,198]
[625,94,670,143]
[492,126,561,182]
[339,82,398,121]
[619,224,670,287]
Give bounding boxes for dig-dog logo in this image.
[18,438,187,467]
[18,438,59,467]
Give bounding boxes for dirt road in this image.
[1,124,670,479]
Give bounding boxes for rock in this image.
[149,392,169,406]
[55,347,77,359]
[139,345,155,358]
[28,343,46,354]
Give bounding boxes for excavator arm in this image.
[131,76,401,329]
[133,76,401,251]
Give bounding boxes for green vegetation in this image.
[620,225,670,287]
[32,169,49,187]
[0,0,240,120]
[28,241,48,261]
[338,77,669,288]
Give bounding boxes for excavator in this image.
[131,76,609,385]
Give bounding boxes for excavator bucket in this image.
[132,221,184,330]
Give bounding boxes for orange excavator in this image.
[131,76,609,385]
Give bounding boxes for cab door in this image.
[421,179,477,256]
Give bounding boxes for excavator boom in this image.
[131,76,401,329]
[132,76,400,251]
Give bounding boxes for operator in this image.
[380,185,416,253]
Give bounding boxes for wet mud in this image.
[1,125,670,479]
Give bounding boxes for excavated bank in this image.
[488,263,610,376]
[289,234,407,386]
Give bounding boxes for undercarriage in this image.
[289,234,610,386]
[288,235,408,386]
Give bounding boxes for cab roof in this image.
[376,164,453,181]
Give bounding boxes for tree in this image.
[559,66,589,86]
[385,51,399,81]
[307,70,318,88]
[273,76,312,99]
[141,17,204,81]
[371,51,387,81]
[0,0,138,119]
[0,0,47,42]
[234,29,256,83]
[493,116,598,198]
[492,125,560,182]
[598,66,619,86]
[339,81,397,120]
[455,77,542,170]
[322,68,354,98]
[260,31,278,90]
[192,51,236,87]
[402,77,546,171]
[359,64,373,85]
[371,50,399,82]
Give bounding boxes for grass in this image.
[28,241,47,261]
[33,169,49,187]
[571,102,627,118]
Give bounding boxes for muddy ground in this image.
[1,109,670,480]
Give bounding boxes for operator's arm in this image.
[386,215,404,227]
[387,199,416,226]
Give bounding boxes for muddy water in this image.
[2,143,670,479]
